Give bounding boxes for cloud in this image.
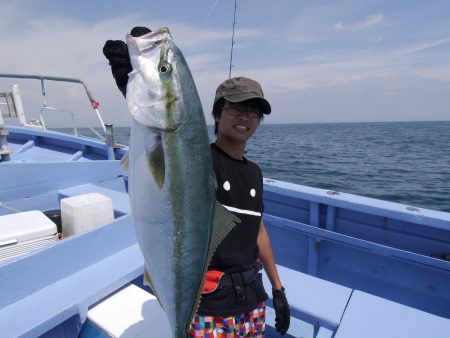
[334,21,345,31]
[253,71,450,124]
[412,64,450,82]
[334,13,386,33]
[359,13,385,29]
[0,3,240,127]
[169,24,231,49]
[394,37,450,55]
[0,5,140,125]
[1,1,449,126]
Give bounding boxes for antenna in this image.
[228,0,237,79]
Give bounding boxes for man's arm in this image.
[257,219,291,336]
[257,220,282,290]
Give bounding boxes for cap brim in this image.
[223,94,271,115]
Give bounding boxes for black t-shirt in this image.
[197,143,267,316]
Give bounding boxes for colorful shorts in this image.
[187,302,266,337]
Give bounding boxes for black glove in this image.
[272,287,290,336]
[102,26,151,97]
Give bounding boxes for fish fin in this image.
[120,150,129,172]
[144,266,164,309]
[146,136,165,188]
[208,201,241,261]
[190,201,241,321]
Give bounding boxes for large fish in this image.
[125,27,240,337]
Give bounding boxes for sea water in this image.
[247,121,450,212]
[71,121,450,212]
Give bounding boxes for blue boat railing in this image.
[0,73,106,140]
[0,73,123,160]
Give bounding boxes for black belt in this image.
[217,264,262,304]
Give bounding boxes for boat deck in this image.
[1,174,449,337]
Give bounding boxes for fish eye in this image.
[159,63,171,75]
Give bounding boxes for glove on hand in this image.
[102,26,151,97]
[272,287,290,336]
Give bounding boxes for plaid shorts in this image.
[187,302,266,337]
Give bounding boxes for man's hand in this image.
[272,287,290,336]
[102,26,151,97]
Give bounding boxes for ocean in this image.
[109,121,450,212]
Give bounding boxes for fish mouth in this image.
[128,27,173,52]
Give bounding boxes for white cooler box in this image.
[0,210,59,263]
[61,192,114,237]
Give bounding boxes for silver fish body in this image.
[125,28,238,337]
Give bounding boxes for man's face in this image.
[215,101,262,144]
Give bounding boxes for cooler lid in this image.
[0,210,57,246]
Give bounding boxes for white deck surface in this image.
[87,284,171,337]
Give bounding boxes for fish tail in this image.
[144,266,163,309]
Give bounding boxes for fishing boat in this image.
[0,74,449,338]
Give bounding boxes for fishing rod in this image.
[228,0,237,79]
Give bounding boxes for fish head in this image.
[126,27,188,131]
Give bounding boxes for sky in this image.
[0,0,449,127]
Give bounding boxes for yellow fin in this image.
[146,139,165,188]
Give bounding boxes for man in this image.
[103,27,290,337]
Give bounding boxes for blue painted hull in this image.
[263,180,450,318]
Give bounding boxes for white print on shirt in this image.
[223,181,256,198]
[221,204,261,217]
[221,181,260,216]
